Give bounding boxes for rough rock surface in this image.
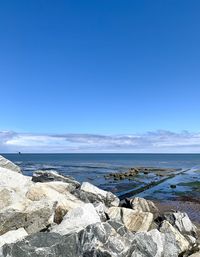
[32,170,80,188]
[51,203,101,235]
[0,155,21,173]
[107,207,153,232]
[79,182,120,207]
[0,228,28,248]
[129,197,159,213]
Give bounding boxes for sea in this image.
[2,153,200,202]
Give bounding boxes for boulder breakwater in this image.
[0,155,199,257]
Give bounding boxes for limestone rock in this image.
[51,203,101,235]
[79,222,133,257]
[80,182,120,207]
[107,207,153,232]
[0,155,21,173]
[26,182,84,223]
[32,170,80,188]
[129,197,159,213]
[159,220,190,257]
[0,200,55,235]
[131,229,164,257]
[2,232,80,257]
[0,228,28,248]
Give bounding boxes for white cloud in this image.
[0,130,200,153]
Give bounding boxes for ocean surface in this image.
[2,153,200,201]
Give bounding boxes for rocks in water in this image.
[0,155,21,173]
[51,203,101,235]
[0,228,28,248]
[105,168,140,180]
[128,197,159,213]
[2,232,80,257]
[79,182,120,207]
[32,170,80,188]
[107,207,153,232]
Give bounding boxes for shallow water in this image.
[2,153,200,201]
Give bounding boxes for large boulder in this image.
[51,203,101,235]
[26,182,84,224]
[78,222,133,257]
[159,220,190,257]
[0,228,28,248]
[0,199,55,235]
[107,207,153,232]
[2,232,80,257]
[129,197,159,213]
[32,170,80,188]
[131,229,164,257]
[78,182,120,207]
[0,156,21,173]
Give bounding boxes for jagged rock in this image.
[157,211,197,237]
[2,232,80,257]
[0,200,55,235]
[0,228,28,248]
[107,207,153,232]
[32,170,80,188]
[93,202,108,222]
[131,229,164,257]
[51,203,101,235]
[159,220,190,257]
[0,155,21,173]
[129,197,159,213]
[26,182,84,223]
[78,222,133,257]
[189,252,200,257]
[79,182,120,207]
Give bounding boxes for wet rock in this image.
[32,170,80,188]
[0,200,55,235]
[51,203,101,235]
[80,182,120,207]
[2,232,80,257]
[170,184,177,189]
[107,207,153,232]
[0,155,21,173]
[0,228,28,248]
[129,197,159,213]
[159,220,190,257]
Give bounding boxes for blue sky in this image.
[0,0,200,152]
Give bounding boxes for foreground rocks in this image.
[0,156,199,257]
[0,155,21,173]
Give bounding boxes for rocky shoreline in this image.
[0,155,200,257]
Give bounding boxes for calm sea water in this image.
[2,153,200,200]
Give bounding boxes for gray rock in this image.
[0,200,55,235]
[79,222,133,257]
[32,170,80,188]
[2,232,80,257]
[0,155,21,173]
[0,228,28,248]
[51,203,101,235]
[93,202,108,222]
[79,182,120,207]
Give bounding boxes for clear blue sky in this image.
[0,0,200,135]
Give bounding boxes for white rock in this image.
[51,203,101,235]
[173,212,197,235]
[130,197,158,213]
[107,207,153,232]
[0,228,28,248]
[81,182,119,207]
[0,155,21,173]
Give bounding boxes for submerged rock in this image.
[32,170,80,188]
[107,207,153,232]
[0,155,21,173]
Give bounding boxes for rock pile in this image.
[0,155,199,257]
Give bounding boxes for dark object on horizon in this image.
[18,152,21,155]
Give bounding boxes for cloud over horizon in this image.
[0,130,200,153]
